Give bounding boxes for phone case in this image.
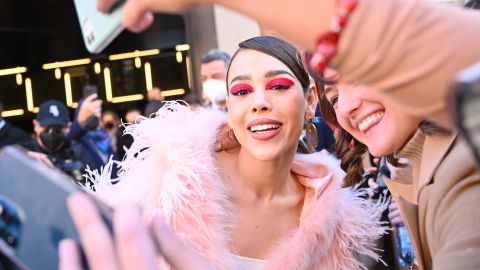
[74,0,125,54]
[0,146,112,269]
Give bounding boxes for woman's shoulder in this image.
[269,152,388,269]
[292,151,345,184]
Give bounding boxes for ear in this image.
[305,82,318,118]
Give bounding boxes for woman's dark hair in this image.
[227,36,310,92]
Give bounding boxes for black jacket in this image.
[0,121,30,149]
[20,139,96,184]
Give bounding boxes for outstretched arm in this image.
[59,193,215,270]
[96,0,334,50]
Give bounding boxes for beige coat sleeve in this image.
[331,0,480,126]
[422,139,480,269]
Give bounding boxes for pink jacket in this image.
[87,102,386,270]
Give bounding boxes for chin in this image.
[250,151,281,161]
[368,145,395,157]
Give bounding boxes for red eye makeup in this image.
[229,83,254,95]
[265,78,295,90]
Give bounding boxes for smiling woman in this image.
[63,36,388,270]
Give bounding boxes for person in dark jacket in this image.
[21,100,96,184]
[0,101,30,149]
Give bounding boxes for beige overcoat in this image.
[331,0,480,269]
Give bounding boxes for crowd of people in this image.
[0,0,479,269]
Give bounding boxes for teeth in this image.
[358,112,384,132]
[250,124,280,132]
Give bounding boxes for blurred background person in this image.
[0,101,30,149]
[21,100,93,184]
[101,109,121,157]
[147,87,165,102]
[182,93,204,111]
[124,108,141,124]
[200,49,231,110]
[68,88,115,172]
[363,156,416,270]
[144,100,165,117]
[116,108,142,160]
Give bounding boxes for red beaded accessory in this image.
[306,0,357,76]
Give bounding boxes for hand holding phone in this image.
[74,0,125,53]
[0,146,112,269]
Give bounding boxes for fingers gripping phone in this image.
[74,0,126,53]
[0,146,112,269]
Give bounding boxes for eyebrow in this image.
[265,70,295,79]
[324,85,335,95]
[229,74,251,85]
[229,70,296,85]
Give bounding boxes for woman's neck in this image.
[231,146,300,202]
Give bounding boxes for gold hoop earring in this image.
[219,126,237,152]
[227,128,236,141]
[306,117,318,151]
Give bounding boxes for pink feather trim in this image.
[84,101,388,270]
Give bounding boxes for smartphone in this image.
[451,61,480,164]
[83,84,98,98]
[0,146,113,270]
[74,0,125,54]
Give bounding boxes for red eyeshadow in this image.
[229,83,254,95]
[265,78,295,90]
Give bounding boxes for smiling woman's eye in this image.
[229,83,254,96]
[329,96,338,107]
[265,78,294,91]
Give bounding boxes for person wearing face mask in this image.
[21,100,94,184]
[200,49,231,110]
[100,110,121,157]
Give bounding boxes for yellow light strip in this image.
[94,62,101,74]
[144,62,153,91]
[185,56,192,89]
[0,67,27,76]
[42,58,91,70]
[25,78,35,112]
[111,94,144,103]
[16,74,23,85]
[55,68,62,80]
[176,52,183,63]
[175,44,190,52]
[162,89,185,97]
[1,109,24,118]
[104,67,113,102]
[135,57,142,68]
[108,49,160,61]
[64,73,74,107]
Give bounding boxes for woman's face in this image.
[226,49,317,161]
[323,69,422,156]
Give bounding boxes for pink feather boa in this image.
[85,101,387,270]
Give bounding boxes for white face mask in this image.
[202,79,227,105]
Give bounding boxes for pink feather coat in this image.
[86,102,387,270]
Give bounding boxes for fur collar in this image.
[87,102,386,270]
